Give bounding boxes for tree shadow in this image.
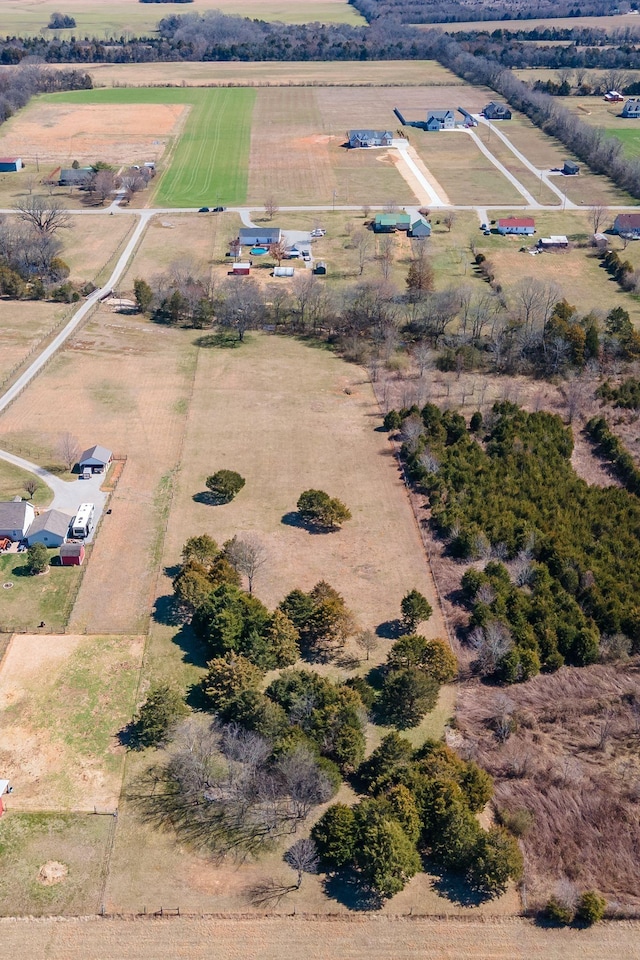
[150,597,210,671]
[244,878,297,908]
[193,491,231,506]
[375,619,403,640]
[322,871,383,911]
[280,511,336,535]
[11,563,35,578]
[193,332,243,349]
[427,859,492,907]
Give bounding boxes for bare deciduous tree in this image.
[443,211,456,232]
[57,432,80,471]
[223,534,268,595]
[264,196,279,221]
[590,204,607,234]
[352,228,373,277]
[356,629,379,662]
[14,195,70,235]
[23,477,38,500]
[284,838,319,889]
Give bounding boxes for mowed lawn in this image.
[50,88,256,207]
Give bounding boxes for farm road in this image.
[1,915,639,960]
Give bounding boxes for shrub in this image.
[26,543,49,575]
[544,897,575,925]
[132,683,188,747]
[296,489,352,530]
[576,890,607,925]
[205,469,245,503]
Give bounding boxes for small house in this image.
[314,262,327,275]
[622,98,640,118]
[483,102,512,120]
[60,542,85,566]
[348,130,393,148]
[238,227,281,246]
[497,217,535,236]
[0,780,11,817]
[0,157,22,172]
[563,160,579,175]
[614,212,640,236]
[374,212,411,233]
[0,500,35,541]
[410,218,432,238]
[78,444,112,474]
[425,109,455,131]
[604,91,624,102]
[232,262,251,276]
[273,266,294,277]
[58,167,93,187]
[26,509,72,548]
[538,235,569,250]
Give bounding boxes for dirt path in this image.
[0,915,638,959]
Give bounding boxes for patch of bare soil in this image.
[456,662,640,911]
[37,862,68,886]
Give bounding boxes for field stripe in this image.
[46,88,256,207]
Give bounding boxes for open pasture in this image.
[0,633,143,810]
[0,302,69,387]
[44,59,462,89]
[0,306,198,635]
[0,0,364,38]
[48,88,256,206]
[429,12,640,32]
[0,812,112,916]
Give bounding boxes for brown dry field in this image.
[0,100,186,169]
[433,12,640,32]
[40,60,463,89]
[0,634,143,811]
[1,915,639,959]
[0,301,68,386]
[472,124,560,206]
[0,307,198,634]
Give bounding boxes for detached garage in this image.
[78,444,112,474]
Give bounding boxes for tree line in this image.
[349,0,610,26]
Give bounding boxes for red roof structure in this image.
[498,217,535,228]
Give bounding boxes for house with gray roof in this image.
[26,509,72,548]
[622,98,640,118]
[58,167,93,187]
[348,130,393,148]
[238,227,282,247]
[483,102,512,120]
[0,500,35,541]
[410,218,432,238]
[425,110,455,131]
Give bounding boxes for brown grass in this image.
[456,662,640,911]
[1,914,639,958]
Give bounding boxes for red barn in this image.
[60,542,85,566]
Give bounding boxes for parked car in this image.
[198,206,209,213]
[310,228,325,238]
[483,230,491,236]
[480,223,487,230]
[212,206,226,212]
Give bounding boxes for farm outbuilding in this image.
[239,227,281,246]
[483,102,512,120]
[614,212,640,236]
[347,129,393,148]
[78,444,112,474]
[232,262,251,275]
[497,217,535,235]
[60,542,85,566]
[538,235,569,250]
[0,500,35,540]
[314,262,327,275]
[26,509,72,547]
[425,109,455,131]
[0,157,22,172]
[273,266,294,277]
[563,160,579,175]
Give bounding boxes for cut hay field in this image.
[48,60,461,89]
[1,915,639,959]
[0,633,144,810]
[0,812,112,916]
[47,88,256,206]
[429,12,640,32]
[0,0,364,38]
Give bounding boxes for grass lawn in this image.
[49,88,256,207]
[0,554,82,632]
[605,126,640,159]
[0,812,112,916]
[0,633,144,810]
[0,461,52,509]
[0,0,365,38]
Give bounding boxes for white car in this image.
[310,228,325,238]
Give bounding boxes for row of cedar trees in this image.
[131,532,523,900]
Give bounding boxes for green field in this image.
[0,553,82,632]
[607,127,640,159]
[49,88,256,207]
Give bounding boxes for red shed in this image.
[60,542,85,566]
[231,262,251,276]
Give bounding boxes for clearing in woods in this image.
[0,634,144,811]
[47,88,256,206]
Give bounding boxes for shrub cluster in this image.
[586,416,640,497]
[596,378,640,410]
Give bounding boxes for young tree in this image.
[205,470,246,503]
[26,542,49,575]
[356,629,379,662]
[296,489,351,530]
[264,196,279,221]
[268,240,287,266]
[57,431,79,471]
[443,212,456,232]
[23,477,38,500]
[284,838,319,889]
[312,803,357,868]
[352,228,373,276]
[223,533,268,594]
[400,589,433,632]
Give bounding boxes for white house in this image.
[497,217,535,235]
[238,228,282,246]
[347,130,393,148]
[0,500,35,541]
[622,98,640,118]
[26,509,72,548]
[425,109,455,131]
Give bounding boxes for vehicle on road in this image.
[212,206,226,212]
[198,206,209,213]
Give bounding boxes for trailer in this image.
[71,503,95,538]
